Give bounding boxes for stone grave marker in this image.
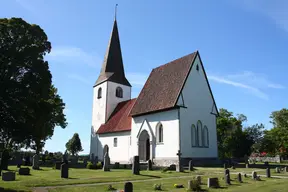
[147,159,152,171]
[187,180,193,191]
[224,169,230,178]
[32,154,40,170]
[266,168,271,178]
[225,174,231,185]
[103,152,110,171]
[275,167,280,173]
[284,166,288,172]
[61,163,69,178]
[188,160,193,171]
[2,171,16,181]
[132,156,140,175]
[195,175,201,185]
[124,182,133,192]
[18,167,30,175]
[207,177,219,188]
[176,150,183,172]
[237,173,242,183]
[252,171,257,180]
[0,150,9,170]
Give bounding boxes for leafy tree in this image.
[65,133,83,156]
[0,17,67,151]
[244,123,264,153]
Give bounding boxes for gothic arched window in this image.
[116,87,123,98]
[197,120,202,147]
[97,87,102,99]
[203,126,209,147]
[156,123,163,143]
[191,124,197,147]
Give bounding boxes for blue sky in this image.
[2,0,287,154]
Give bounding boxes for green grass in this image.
[0,166,287,192]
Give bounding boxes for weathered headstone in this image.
[176,150,183,172]
[103,152,110,171]
[237,173,242,183]
[188,160,193,171]
[2,171,16,181]
[124,182,133,192]
[224,169,230,178]
[252,171,257,180]
[114,162,120,169]
[225,174,231,185]
[32,154,40,170]
[0,150,9,170]
[195,175,201,185]
[18,167,30,175]
[207,178,219,188]
[147,160,152,171]
[284,166,288,172]
[61,163,69,178]
[266,168,271,178]
[275,167,280,173]
[187,180,193,191]
[132,156,140,175]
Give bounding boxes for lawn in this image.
[0,166,287,192]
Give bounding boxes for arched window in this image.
[197,121,202,147]
[156,123,163,143]
[97,87,102,99]
[191,124,197,147]
[116,87,123,98]
[202,126,209,147]
[114,138,118,147]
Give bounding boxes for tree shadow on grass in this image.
[139,174,161,178]
[0,187,26,192]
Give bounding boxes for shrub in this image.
[86,162,96,169]
[153,184,162,191]
[96,162,102,169]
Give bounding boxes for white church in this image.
[90,17,219,166]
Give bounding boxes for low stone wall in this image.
[249,155,281,163]
[153,158,178,167]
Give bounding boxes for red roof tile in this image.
[130,52,197,116]
[96,98,136,134]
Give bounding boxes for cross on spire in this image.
[114,4,118,20]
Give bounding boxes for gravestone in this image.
[176,150,183,172]
[2,171,16,181]
[32,154,40,170]
[252,171,257,180]
[124,182,133,192]
[61,163,69,178]
[207,178,219,188]
[237,173,242,183]
[132,156,140,175]
[147,160,152,171]
[188,160,193,171]
[266,168,271,178]
[187,180,193,191]
[275,167,280,173]
[225,174,231,185]
[224,169,230,178]
[0,150,9,170]
[195,175,201,185]
[284,166,288,172]
[18,167,30,175]
[103,152,110,171]
[114,162,120,169]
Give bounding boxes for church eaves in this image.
[94,19,131,87]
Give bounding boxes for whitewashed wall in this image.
[178,54,218,158]
[131,109,180,160]
[98,131,131,163]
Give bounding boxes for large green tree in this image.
[0,17,67,151]
[65,133,83,156]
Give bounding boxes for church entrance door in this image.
[138,130,150,161]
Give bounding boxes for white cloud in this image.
[208,75,269,100]
[229,0,288,32]
[47,46,101,68]
[208,71,285,100]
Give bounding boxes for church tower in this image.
[90,14,132,157]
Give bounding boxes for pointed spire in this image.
[94,6,131,87]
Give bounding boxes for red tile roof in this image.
[96,98,136,134]
[130,52,197,116]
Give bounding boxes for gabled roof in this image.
[96,98,136,134]
[130,52,197,117]
[94,19,131,87]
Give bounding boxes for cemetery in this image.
[1,151,288,192]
